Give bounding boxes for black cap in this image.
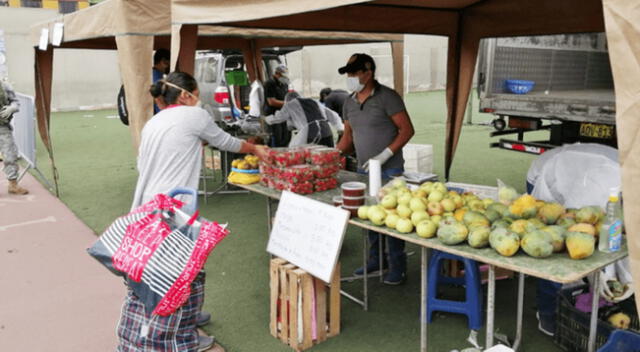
[338,53,376,74]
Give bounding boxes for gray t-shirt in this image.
[343,82,406,170]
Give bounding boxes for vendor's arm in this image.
[324,107,344,132]
[387,110,414,153]
[266,97,284,109]
[264,105,291,125]
[336,120,355,155]
[199,114,268,161]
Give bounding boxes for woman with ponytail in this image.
[118,72,268,352]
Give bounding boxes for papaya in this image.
[468,226,491,248]
[565,231,595,259]
[484,209,502,224]
[575,206,602,225]
[437,219,469,245]
[568,223,597,237]
[557,217,577,229]
[491,218,513,230]
[489,227,521,257]
[537,202,565,225]
[487,203,509,218]
[521,230,554,258]
[463,211,490,228]
[509,219,530,238]
[540,225,566,252]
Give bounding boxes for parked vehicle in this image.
[194,47,298,124]
[477,33,616,155]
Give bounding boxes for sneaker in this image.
[197,335,215,351]
[196,311,211,327]
[353,259,388,276]
[383,271,406,285]
[536,312,555,336]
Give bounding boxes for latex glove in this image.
[0,103,18,120]
[363,147,393,171]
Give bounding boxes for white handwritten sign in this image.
[267,191,349,283]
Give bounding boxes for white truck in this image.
[477,33,616,155]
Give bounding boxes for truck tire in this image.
[492,118,506,131]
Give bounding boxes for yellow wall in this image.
[8,0,20,7]
[42,1,59,10]
[78,2,89,9]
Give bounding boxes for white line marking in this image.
[0,195,36,203]
[0,216,57,231]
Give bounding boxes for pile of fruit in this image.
[357,180,610,260]
[228,154,261,185]
[259,146,341,195]
[231,154,260,170]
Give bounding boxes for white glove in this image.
[363,147,393,171]
[0,103,18,120]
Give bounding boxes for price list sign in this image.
[267,191,350,283]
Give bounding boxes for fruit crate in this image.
[269,258,340,351]
[445,182,498,201]
[554,284,639,351]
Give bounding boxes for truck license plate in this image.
[579,123,614,139]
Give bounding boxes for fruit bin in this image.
[308,148,341,166]
[268,147,307,167]
[554,284,639,351]
[445,182,499,201]
[269,258,340,351]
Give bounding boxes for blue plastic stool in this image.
[597,330,640,352]
[426,250,483,330]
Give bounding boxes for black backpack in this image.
[117,85,129,126]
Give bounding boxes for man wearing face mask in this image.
[263,64,291,147]
[337,53,415,285]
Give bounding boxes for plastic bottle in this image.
[598,188,623,252]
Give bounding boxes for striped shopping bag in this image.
[88,193,229,316]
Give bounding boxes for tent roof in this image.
[171,0,604,37]
[30,0,401,50]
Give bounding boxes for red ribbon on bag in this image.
[153,221,229,316]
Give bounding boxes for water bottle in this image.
[598,188,623,252]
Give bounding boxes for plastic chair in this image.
[597,330,640,352]
[426,250,483,330]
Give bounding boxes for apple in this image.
[416,220,437,238]
[482,198,494,207]
[411,210,430,226]
[392,178,407,189]
[443,212,454,217]
[419,181,433,193]
[468,200,485,212]
[427,201,444,216]
[409,197,428,212]
[357,206,370,220]
[397,193,412,206]
[412,189,428,198]
[430,215,442,226]
[395,218,414,234]
[385,214,400,229]
[451,195,464,209]
[397,204,412,219]
[432,182,447,194]
[448,190,460,197]
[384,208,398,215]
[427,190,444,203]
[440,198,456,212]
[380,194,398,209]
[368,206,387,226]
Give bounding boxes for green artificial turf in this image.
[34,90,560,351]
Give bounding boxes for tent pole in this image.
[34,46,59,196]
[176,24,198,75]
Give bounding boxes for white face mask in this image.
[346,76,364,93]
[278,76,290,85]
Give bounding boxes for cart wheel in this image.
[492,118,506,131]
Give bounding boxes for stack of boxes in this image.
[260,146,342,194]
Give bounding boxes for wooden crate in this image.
[269,258,340,351]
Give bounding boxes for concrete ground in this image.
[0,172,122,351]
